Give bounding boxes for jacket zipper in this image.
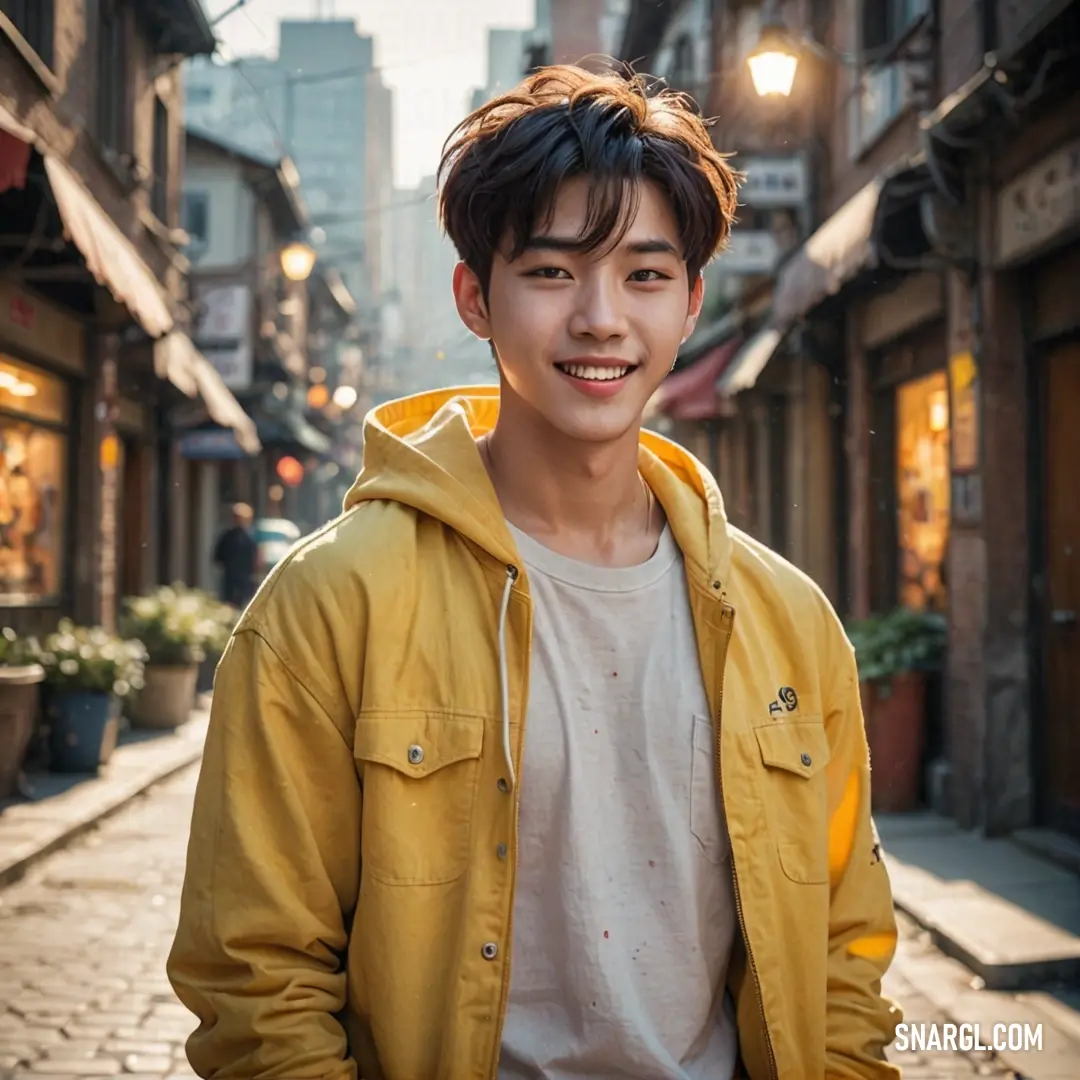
[716,601,778,1080]
[490,564,524,1080]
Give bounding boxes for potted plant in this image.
[33,621,147,774]
[846,606,947,813]
[194,594,238,695]
[0,626,45,800]
[120,585,214,729]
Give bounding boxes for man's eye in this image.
[529,267,571,279]
[629,269,670,282]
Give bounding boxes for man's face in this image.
[453,176,704,444]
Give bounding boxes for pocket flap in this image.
[754,720,830,779]
[354,711,485,778]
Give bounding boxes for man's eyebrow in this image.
[523,235,681,256]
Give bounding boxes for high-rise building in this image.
[184,18,387,315]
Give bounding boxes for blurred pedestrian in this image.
[170,63,901,1080]
[212,502,256,609]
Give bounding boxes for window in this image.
[187,84,214,106]
[151,96,169,222]
[860,0,930,55]
[182,191,210,247]
[669,33,696,93]
[0,0,55,66]
[98,0,130,155]
[850,63,910,156]
[0,354,69,606]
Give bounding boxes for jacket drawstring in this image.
[497,565,518,789]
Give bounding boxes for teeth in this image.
[561,364,630,381]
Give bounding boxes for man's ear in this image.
[453,262,492,340]
[682,272,705,344]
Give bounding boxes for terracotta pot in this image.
[0,664,44,799]
[864,670,927,814]
[127,664,198,730]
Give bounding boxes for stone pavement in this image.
[0,708,209,890]
[0,764,1023,1080]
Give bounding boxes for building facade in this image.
[0,0,257,636]
[619,0,1080,838]
[179,125,367,590]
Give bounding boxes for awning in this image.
[772,178,884,328]
[191,355,262,456]
[650,336,742,421]
[43,156,174,338]
[716,327,785,398]
[256,404,333,456]
[155,332,261,455]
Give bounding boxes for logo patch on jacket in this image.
[768,686,798,716]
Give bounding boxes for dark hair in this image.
[437,64,740,298]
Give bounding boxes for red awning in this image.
[652,336,742,421]
[0,103,35,195]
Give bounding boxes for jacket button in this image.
[496,843,507,860]
[408,744,424,765]
[497,778,509,793]
[481,942,499,960]
[800,752,812,767]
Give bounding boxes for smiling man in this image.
[168,65,902,1080]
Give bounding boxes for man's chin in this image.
[539,402,646,447]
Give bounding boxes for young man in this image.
[168,65,902,1079]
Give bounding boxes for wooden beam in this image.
[18,265,95,282]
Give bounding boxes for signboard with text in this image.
[193,282,253,390]
[997,138,1080,266]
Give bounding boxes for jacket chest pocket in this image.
[354,711,485,886]
[753,720,831,884]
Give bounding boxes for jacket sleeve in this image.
[167,627,362,1080]
[823,631,904,1078]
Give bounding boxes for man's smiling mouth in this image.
[555,362,635,381]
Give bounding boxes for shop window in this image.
[895,370,950,612]
[0,0,54,67]
[0,354,69,606]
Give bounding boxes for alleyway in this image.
[0,767,1016,1080]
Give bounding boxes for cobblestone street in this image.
[0,766,1017,1079]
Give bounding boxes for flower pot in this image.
[47,691,118,774]
[0,664,45,800]
[865,671,927,814]
[127,664,198,729]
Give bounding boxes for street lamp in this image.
[748,19,800,98]
[747,1,856,99]
[281,240,317,282]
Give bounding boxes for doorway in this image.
[1043,338,1080,836]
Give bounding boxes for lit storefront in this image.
[0,353,69,608]
[895,370,950,613]
[865,312,952,619]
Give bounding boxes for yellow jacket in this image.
[168,387,902,1080]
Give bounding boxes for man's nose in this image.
[568,275,628,341]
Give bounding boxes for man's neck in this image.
[478,407,664,568]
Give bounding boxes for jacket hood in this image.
[343,386,733,591]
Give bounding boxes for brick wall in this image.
[0,1,184,291]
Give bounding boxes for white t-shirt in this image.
[498,520,739,1080]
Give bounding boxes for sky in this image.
[206,0,537,189]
